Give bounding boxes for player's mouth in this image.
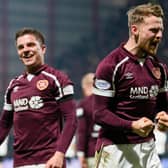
[149,40,159,49]
[21,51,34,58]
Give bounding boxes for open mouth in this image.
[22,52,34,58]
[150,41,159,48]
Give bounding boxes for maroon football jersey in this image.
[76,95,101,157]
[93,43,168,151]
[0,64,77,167]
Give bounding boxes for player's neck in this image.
[26,64,43,74]
[124,41,147,58]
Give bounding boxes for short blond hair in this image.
[127,3,164,28]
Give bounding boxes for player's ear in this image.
[42,44,46,54]
[131,25,138,35]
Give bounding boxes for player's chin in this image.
[23,61,35,67]
[147,49,157,57]
[149,46,159,56]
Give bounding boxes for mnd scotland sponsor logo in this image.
[129,85,159,99]
[13,96,44,112]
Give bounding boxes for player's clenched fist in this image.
[131,117,154,137]
[155,111,168,132]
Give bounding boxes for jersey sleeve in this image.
[56,99,77,153]
[44,69,77,153]
[0,80,14,144]
[156,63,168,112]
[55,71,74,101]
[93,60,132,130]
[0,110,13,144]
[76,106,87,157]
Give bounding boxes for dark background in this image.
[0,0,167,160]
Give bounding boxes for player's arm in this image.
[46,95,77,168]
[155,92,168,131]
[76,106,88,155]
[93,63,153,135]
[93,94,154,137]
[76,106,88,168]
[50,71,77,153]
[0,109,13,144]
[93,94,132,130]
[57,96,77,153]
[0,81,14,144]
[156,63,168,112]
[93,63,132,130]
[46,71,77,168]
[155,64,168,131]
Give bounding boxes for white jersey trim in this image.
[77,151,85,157]
[63,85,74,96]
[76,108,84,117]
[159,80,168,92]
[42,71,63,99]
[93,87,115,97]
[112,56,129,90]
[159,87,168,93]
[3,103,13,111]
[4,79,15,107]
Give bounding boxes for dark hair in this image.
[15,27,45,45]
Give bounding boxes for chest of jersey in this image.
[10,74,59,113]
[114,59,161,100]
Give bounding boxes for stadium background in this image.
[0,0,167,163]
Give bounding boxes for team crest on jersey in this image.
[95,79,111,90]
[152,67,161,79]
[36,80,49,90]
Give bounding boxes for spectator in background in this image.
[0,27,77,168]
[92,3,168,168]
[76,73,101,168]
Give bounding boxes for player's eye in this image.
[17,45,24,50]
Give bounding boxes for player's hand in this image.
[45,151,64,168]
[132,117,154,137]
[155,111,168,132]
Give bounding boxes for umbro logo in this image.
[13,86,19,92]
[124,72,133,79]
